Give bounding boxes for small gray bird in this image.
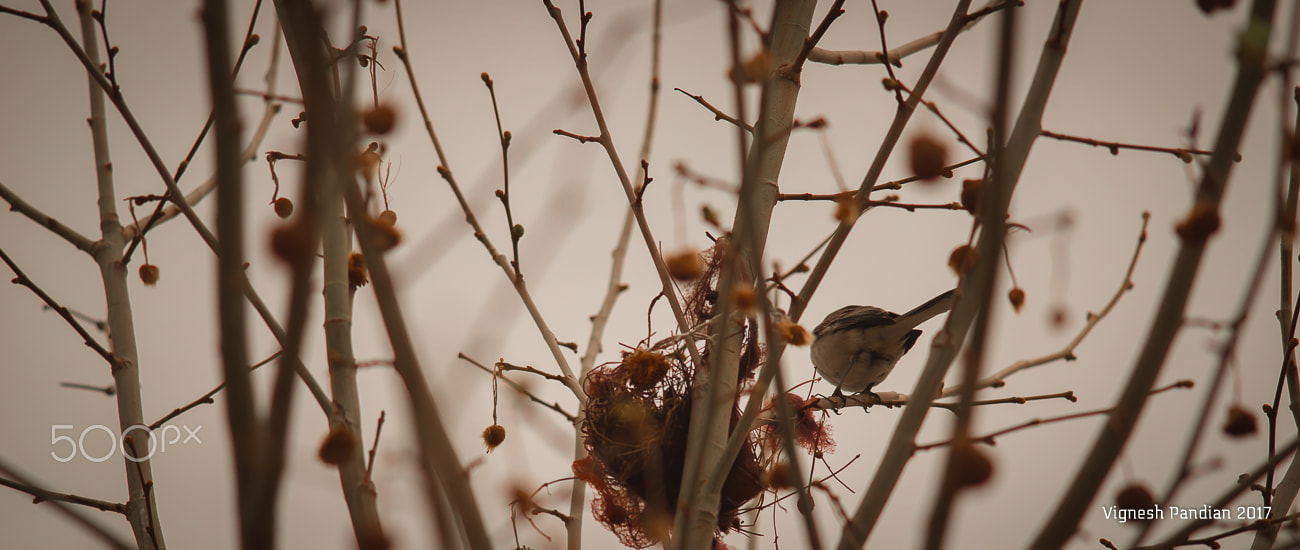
[810,289,957,398]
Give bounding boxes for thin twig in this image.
[0,180,97,253]
[388,3,492,547]
[497,360,570,383]
[1255,19,1300,549]
[891,79,985,157]
[393,1,585,402]
[807,0,1019,66]
[121,0,269,262]
[931,391,1076,410]
[365,411,386,482]
[916,381,1193,451]
[1029,0,1275,546]
[1139,121,1287,545]
[552,128,601,143]
[789,0,978,324]
[777,195,961,212]
[60,382,115,396]
[826,2,984,547]
[1182,511,1300,549]
[0,246,120,369]
[568,4,665,544]
[482,73,523,275]
[0,457,133,549]
[1040,129,1218,162]
[792,0,846,73]
[674,87,752,131]
[30,0,333,416]
[460,354,577,423]
[941,212,1149,398]
[0,4,48,22]
[867,0,903,104]
[541,0,705,384]
[1139,437,1300,550]
[148,351,280,431]
[0,476,126,514]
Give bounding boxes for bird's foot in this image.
[854,385,882,410]
[828,387,849,414]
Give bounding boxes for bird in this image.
[810,289,957,401]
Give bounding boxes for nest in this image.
[576,242,766,548]
[577,347,762,548]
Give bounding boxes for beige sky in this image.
[0,0,1290,548]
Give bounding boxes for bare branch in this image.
[674,87,752,131]
[0,457,133,549]
[0,180,97,253]
[460,354,577,423]
[940,212,1149,397]
[553,128,601,143]
[916,381,1193,451]
[148,351,280,431]
[1040,128,1218,162]
[807,0,1018,67]
[0,476,126,514]
[1029,0,1277,545]
[0,246,120,369]
[393,2,586,403]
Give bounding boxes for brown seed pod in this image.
[347,251,369,289]
[365,215,403,251]
[621,347,669,391]
[1008,287,1026,313]
[732,285,757,314]
[1175,201,1221,243]
[778,320,811,346]
[948,442,993,489]
[948,244,977,276]
[834,193,859,224]
[729,49,771,84]
[762,462,795,490]
[362,104,397,135]
[138,263,161,286]
[482,424,506,452]
[1115,484,1156,524]
[909,134,949,181]
[270,224,312,264]
[1223,405,1257,438]
[665,249,704,281]
[318,424,357,465]
[961,178,982,215]
[273,197,294,219]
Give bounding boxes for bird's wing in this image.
[812,305,897,337]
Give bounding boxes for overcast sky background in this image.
[0,0,1293,548]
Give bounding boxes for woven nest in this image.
[576,242,766,548]
[577,346,763,548]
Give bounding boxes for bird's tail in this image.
[897,289,957,329]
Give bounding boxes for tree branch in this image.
[0,246,120,368]
[0,457,133,549]
[0,180,97,253]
